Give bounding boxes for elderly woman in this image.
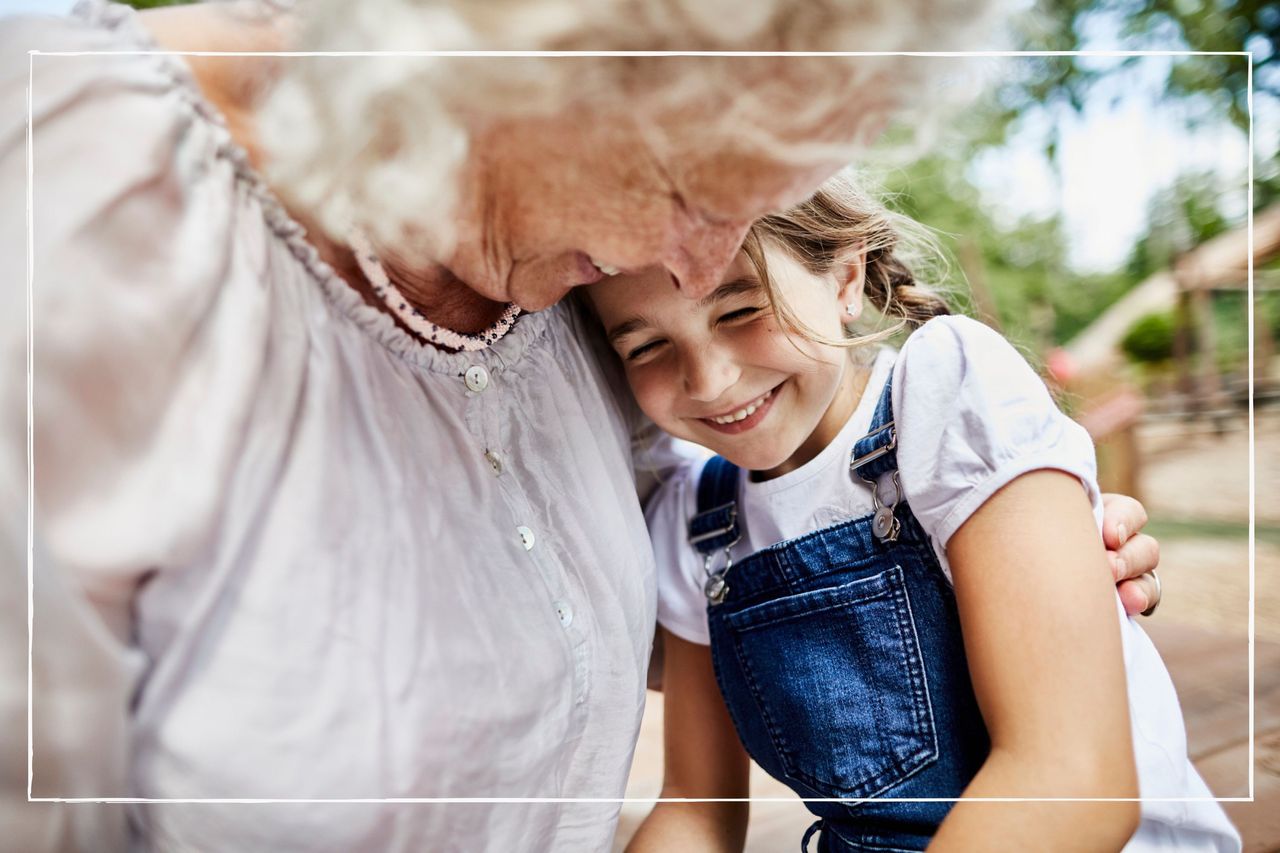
[0,0,1163,850]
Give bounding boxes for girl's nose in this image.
[663,217,751,299]
[683,343,741,404]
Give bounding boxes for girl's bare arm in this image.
[626,629,751,853]
[930,470,1141,851]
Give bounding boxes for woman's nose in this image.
[683,343,740,403]
[663,217,751,299]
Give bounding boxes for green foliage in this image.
[1126,171,1234,280]
[1013,0,1273,131]
[1120,310,1177,363]
[877,151,1140,351]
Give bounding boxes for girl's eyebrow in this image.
[606,278,761,345]
[697,278,760,308]
[606,315,653,346]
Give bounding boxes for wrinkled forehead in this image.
[586,56,894,215]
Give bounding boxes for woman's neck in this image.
[141,3,508,343]
[330,245,512,337]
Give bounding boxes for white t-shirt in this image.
[647,315,1239,851]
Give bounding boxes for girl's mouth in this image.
[699,384,780,435]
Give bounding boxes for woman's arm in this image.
[627,629,751,853]
[930,470,1141,851]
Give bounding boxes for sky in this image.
[7,0,1268,275]
[969,55,1260,272]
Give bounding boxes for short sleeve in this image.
[894,315,1101,551]
[645,457,714,646]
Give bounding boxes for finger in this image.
[1117,578,1151,617]
[1099,493,1149,551]
[1107,551,1126,581]
[1114,533,1160,580]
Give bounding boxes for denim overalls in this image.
[688,377,990,852]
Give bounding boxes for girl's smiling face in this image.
[589,241,867,479]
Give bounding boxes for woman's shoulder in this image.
[5,2,189,96]
[3,3,230,207]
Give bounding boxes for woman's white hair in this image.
[258,0,1010,259]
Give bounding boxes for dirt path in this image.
[1138,409,1278,641]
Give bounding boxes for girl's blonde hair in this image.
[742,169,952,348]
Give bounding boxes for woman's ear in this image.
[835,245,868,322]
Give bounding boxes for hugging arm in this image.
[1100,493,1162,615]
[930,470,1141,851]
[626,628,751,853]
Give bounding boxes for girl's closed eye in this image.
[716,306,761,324]
[625,338,667,362]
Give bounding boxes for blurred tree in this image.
[1011,0,1274,130]
[1126,171,1233,280]
[879,152,1127,350]
[1120,310,1177,363]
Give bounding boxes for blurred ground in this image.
[615,408,1278,852]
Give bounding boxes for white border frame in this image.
[25,47,1256,807]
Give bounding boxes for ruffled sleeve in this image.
[893,315,1101,551]
[2,2,276,627]
[0,2,278,831]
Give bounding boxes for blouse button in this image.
[464,365,490,393]
[484,450,504,475]
[517,525,536,551]
[554,600,574,628]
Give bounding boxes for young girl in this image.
[586,172,1240,852]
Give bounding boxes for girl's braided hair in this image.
[741,168,952,348]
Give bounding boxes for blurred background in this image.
[604,0,1278,849]
[13,0,1278,848]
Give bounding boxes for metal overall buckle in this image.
[689,503,740,605]
[849,422,901,544]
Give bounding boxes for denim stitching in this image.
[724,565,936,799]
[896,566,938,765]
[725,573,896,632]
[725,613,800,776]
[824,821,926,852]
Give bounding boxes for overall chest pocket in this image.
[720,565,937,799]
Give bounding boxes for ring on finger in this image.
[1139,569,1161,617]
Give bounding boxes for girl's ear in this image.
[835,245,868,322]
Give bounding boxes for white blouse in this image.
[0,3,662,850]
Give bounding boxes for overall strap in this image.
[688,456,742,605]
[849,374,897,481]
[688,455,742,556]
[849,373,904,544]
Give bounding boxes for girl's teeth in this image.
[590,258,620,276]
[711,390,772,425]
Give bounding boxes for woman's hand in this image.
[1100,493,1162,616]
